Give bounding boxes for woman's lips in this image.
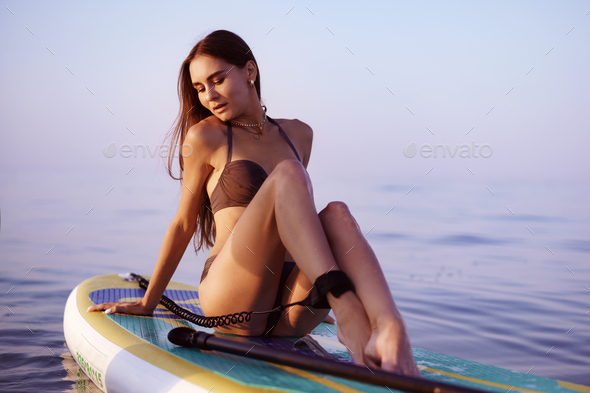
[214,103,227,112]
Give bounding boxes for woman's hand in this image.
[86,301,154,316]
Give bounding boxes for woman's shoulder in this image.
[185,116,227,149]
[272,118,313,166]
[271,117,313,140]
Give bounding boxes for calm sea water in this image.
[1,167,589,391]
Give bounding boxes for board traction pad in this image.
[88,286,588,393]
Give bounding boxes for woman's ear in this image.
[246,60,258,81]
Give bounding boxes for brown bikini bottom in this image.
[200,254,296,336]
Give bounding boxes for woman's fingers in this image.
[362,321,423,377]
[350,351,366,367]
[86,301,151,315]
[408,364,422,377]
[378,345,403,373]
[86,302,115,312]
[398,359,422,377]
[105,305,118,314]
[363,354,380,369]
[380,357,396,373]
[379,341,423,377]
[363,343,422,377]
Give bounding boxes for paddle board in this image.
[63,274,590,393]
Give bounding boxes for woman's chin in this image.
[216,112,230,122]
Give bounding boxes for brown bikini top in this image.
[209,116,301,214]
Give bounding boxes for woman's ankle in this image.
[371,311,405,333]
[327,291,362,318]
[327,291,404,331]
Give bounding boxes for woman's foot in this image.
[329,291,421,376]
[364,317,422,377]
[330,292,372,366]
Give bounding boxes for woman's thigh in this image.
[198,160,307,336]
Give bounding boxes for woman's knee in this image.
[319,201,358,229]
[271,159,310,189]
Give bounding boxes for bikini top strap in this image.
[267,116,301,163]
[226,122,233,163]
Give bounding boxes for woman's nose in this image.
[206,85,219,99]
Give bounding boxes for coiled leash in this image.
[129,271,354,328]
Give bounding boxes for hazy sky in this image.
[1,1,589,186]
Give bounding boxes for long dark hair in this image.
[165,30,262,254]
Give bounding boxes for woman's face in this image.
[189,55,255,122]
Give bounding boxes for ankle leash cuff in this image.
[306,270,355,309]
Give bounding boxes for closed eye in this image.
[196,78,224,94]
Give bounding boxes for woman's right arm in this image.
[88,122,216,315]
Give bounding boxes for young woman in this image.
[88,30,420,376]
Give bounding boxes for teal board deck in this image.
[86,285,589,393]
